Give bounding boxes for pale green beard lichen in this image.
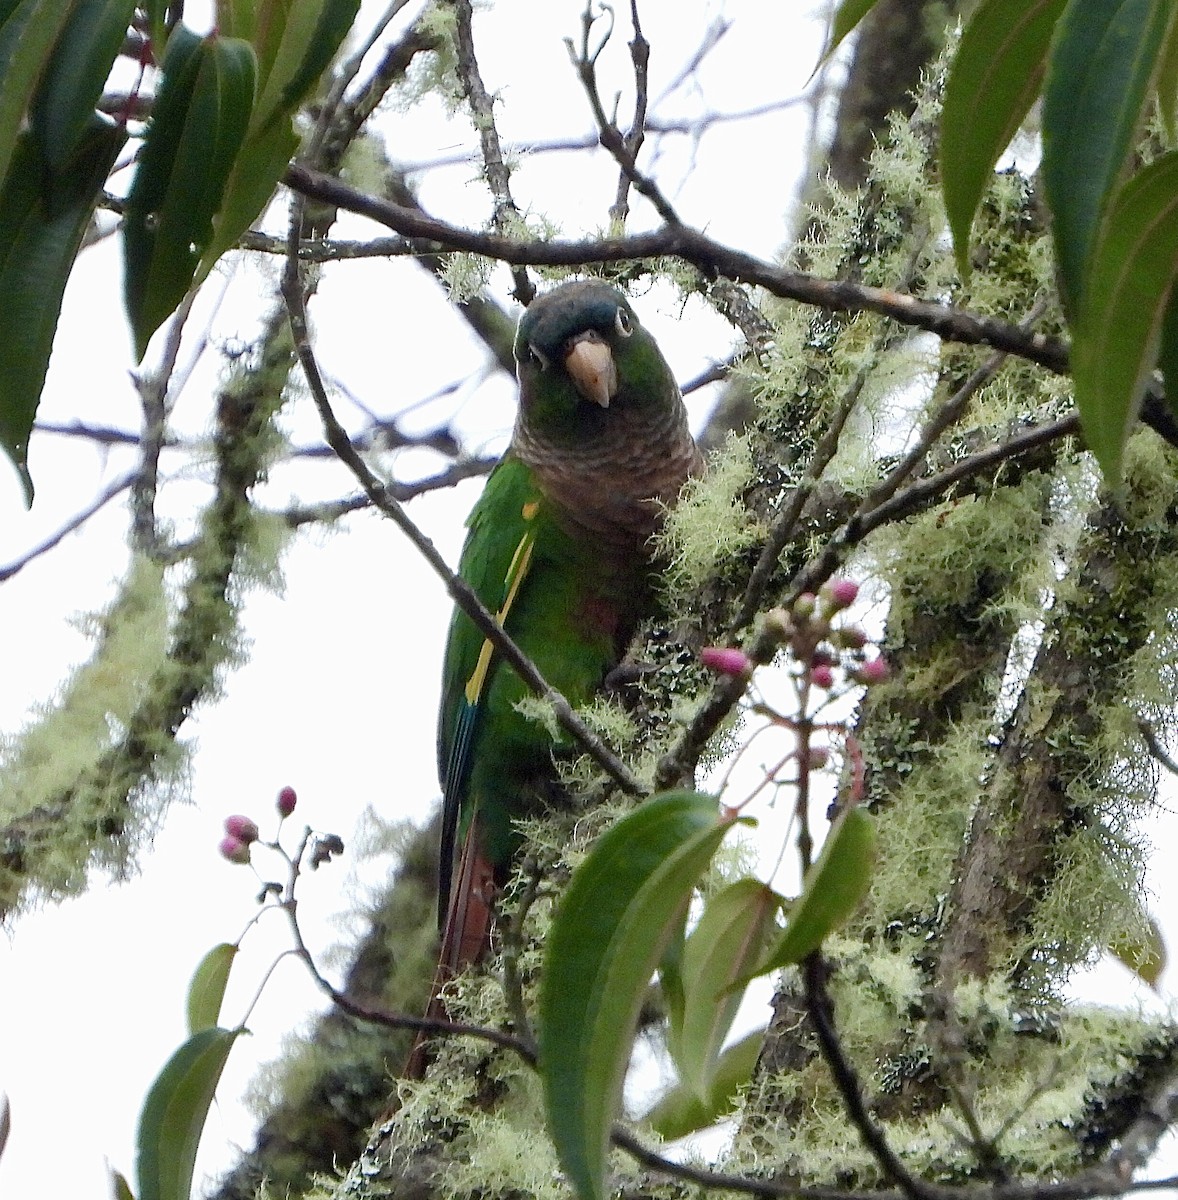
[658,433,762,597]
[0,557,173,912]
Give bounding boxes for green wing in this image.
[437,454,543,920]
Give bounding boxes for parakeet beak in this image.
[563,330,617,408]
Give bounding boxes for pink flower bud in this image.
[855,657,890,686]
[224,815,259,844]
[219,835,251,864]
[277,786,298,817]
[700,646,752,677]
[821,578,859,611]
[811,663,835,689]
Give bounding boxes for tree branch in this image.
[449,0,534,303]
[283,163,1070,373]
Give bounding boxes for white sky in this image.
[1,3,1174,1198]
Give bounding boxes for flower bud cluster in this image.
[218,785,299,864]
[754,578,887,696]
[697,578,888,705]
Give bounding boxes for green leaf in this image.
[30,0,136,171]
[123,27,257,357]
[194,113,297,288]
[0,119,124,503]
[818,0,882,65]
[942,0,1067,276]
[269,0,358,123]
[135,1027,241,1200]
[1042,0,1176,316]
[216,0,256,42]
[186,943,238,1034]
[110,1169,136,1200]
[1070,151,1178,482]
[253,0,358,131]
[643,1029,763,1141]
[741,808,876,983]
[1108,913,1166,988]
[540,790,738,1200]
[670,878,777,1103]
[200,0,362,281]
[1157,291,1178,423]
[141,0,165,63]
[1156,15,1178,138]
[658,906,688,1056]
[0,0,77,192]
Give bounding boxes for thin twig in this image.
[498,863,543,1057]
[282,165,1072,375]
[450,0,534,303]
[281,895,535,1063]
[731,323,895,633]
[609,1,651,225]
[803,953,938,1200]
[652,15,731,106]
[566,2,681,227]
[863,299,1050,517]
[1137,718,1178,776]
[130,288,197,555]
[383,97,809,173]
[0,471,136,583]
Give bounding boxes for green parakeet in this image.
[435,279,702,978]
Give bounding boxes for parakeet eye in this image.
[526,343,549,370]
[614,307,633,337]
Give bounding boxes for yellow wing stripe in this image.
[464,530,536,707]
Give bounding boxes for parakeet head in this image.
[510,279,701,550]
[513,281,674,435]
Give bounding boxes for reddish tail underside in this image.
[403,819,496,1080]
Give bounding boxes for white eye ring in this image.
[527,342,549,369]
[614,307,633,337]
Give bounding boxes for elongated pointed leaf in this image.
[136,1027,240,1200]
[1042,0,1175,316]
[110,1169,136,1200]
[659,906,688,1061]
[1158,292,1178,422]
[1071,151,1178,482]
[186,942,238,1033]
[0,119,124,502]
[1156,17,1178,138]
[123,27,256,357]
[741,808,876,983]
[818,0,882,65]
[1109,913,1166,988]
[253,0,356,130]
[540,790,738,1200]
[0,0,77,192]
[194,115,297,288]
[671,878,777,1103]
[942,0,1067,276]
[265,0,358,128]
[216,0,256,42]
[142,0,165,63]
[644,1029,763,1141]
[31,0,136,171]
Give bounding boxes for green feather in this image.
[436,281,699,933]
